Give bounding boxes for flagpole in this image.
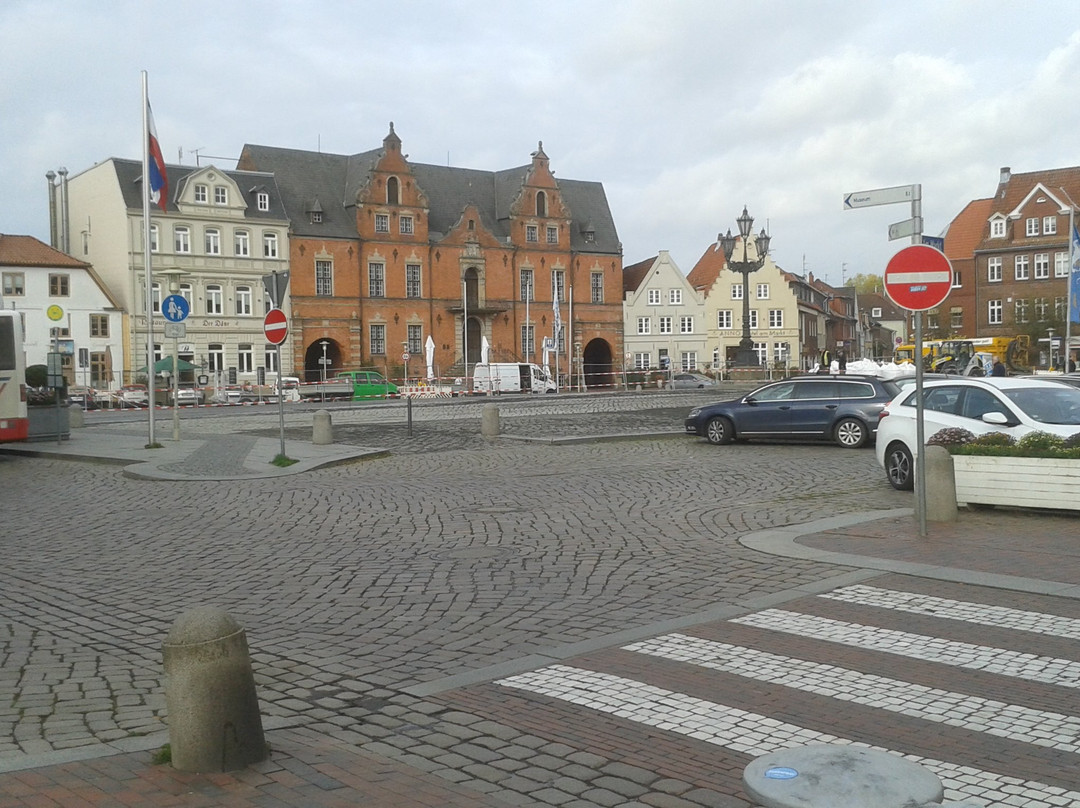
[1067,204,1074,370]
[141,70,156,446]
[567,285,574,391]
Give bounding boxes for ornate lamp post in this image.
[719,207,771,367]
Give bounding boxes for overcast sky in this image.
[3,0,1079,286]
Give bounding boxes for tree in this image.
[848,273,884,295]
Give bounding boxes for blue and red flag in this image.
[1070,225,1080,325]
[147,101,168,211]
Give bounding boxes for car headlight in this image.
[688,407,701,417]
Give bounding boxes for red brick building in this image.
[238,126,624,386]
[942,165,1080,363]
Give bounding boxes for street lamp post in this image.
[319,340,329,404]
[719,207,771,367]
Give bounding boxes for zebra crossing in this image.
[492,581,1080,807]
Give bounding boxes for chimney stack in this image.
[999,166,1011,184]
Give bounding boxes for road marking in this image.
[821,584,1080,639]
[625,633,1080,753]
[733,609,1080,688]
[497,664,1079,807]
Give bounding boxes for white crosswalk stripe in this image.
[497,665,1080,807]
[495,587,1080,807]
[624,633,1080,753]
[732,609,1080,688]
[821,584,1080,638]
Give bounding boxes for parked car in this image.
[684,374,902,448]
[117,384,149,407]
[671,372,717,389]
[876,377,1080,490]
[891,372,954,391]
[1017,374,1080,390]
[171,384,205,406]
[67,385,96,409]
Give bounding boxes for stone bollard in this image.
[481,403,499,438]
[162,607,267,772]
[924,445,958,522]
[68,404,85,429]
[312,409,333,445]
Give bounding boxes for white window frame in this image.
[236,286,252,316]
[234,230,250,257]
[681,352,697,371]
[407,324,422,355]
[174,226,190,254]
[669,289,682,305]
[1034,253,1049,279]
[315,259,333,296]
[731,284,743,300]
[637,317,651,335]
[756,283,770,299]
[1015,255,1029,280]
[369,323,386,355]
[990,219,1005,238]
[194,184,208,203]
[1043,216,1057,235]
[263,232,278,258]
[204,228,220,255]
[520,269,534,302]
[399,215,413,235]
[264,345,278,372]
[546,225,558,244]
[1026,217,1039,237]
[207,343,224,372]
[988,299,1003,325]
[658,316,672,335]
[717,310,732,329]
[214,186,228,205]
[647,289,661,305]
[257,192,269,212]
[206,284,223,315]
[406,263,422,298]
[238,344,253,373]
[526,224,538,242]
[1056,252,1069,278]
[374,213,389,233]
[1015,298,1029,324]
[149,223,159,253]
[987,257,1002,282]
[634,352,650,370]
[679,315,693,334]
[749,310,759,329]
[368,262,385,297]
[590,271,604,304]
[768,309,783,328]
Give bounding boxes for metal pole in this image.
[276,348,285,458]
[462,279,469,390]
[172,339,180,441]
[141,71,156,446]
[911,197,927,538]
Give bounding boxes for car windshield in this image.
[1003,386,1080,425]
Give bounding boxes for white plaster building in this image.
[622,251,709,371]
[51,159,292,385]
[0,234,124,389]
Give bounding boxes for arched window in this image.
[536,191,547,217]
[387,176,399,205]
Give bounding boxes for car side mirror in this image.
[982,411,1013,426]
[744,396,757,405]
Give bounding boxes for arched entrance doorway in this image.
[303,338,342,381]
[582,338,614,390]
[464,317,482,367]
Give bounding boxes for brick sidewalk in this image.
[0,727,510,808]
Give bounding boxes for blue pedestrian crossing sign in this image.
[162,294,190,323]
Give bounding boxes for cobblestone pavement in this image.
[3,392,1078,806]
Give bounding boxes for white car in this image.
[876,377,1080,490]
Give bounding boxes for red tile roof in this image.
[0,234,89,268]
[943,198,993,259]
[686,241,727,296]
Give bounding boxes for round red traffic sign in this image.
[884,244,953,311]
[263,308,288,345]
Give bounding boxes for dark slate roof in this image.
[109,158,289,221]
[239,143,621,253]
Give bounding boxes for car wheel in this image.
[834,417,868,448]
[705,416,734,445]
[885,442,914,490]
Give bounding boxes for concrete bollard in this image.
[162,607,267,772]
[312,409,333,445]
[481,403,500,437]
[924,445,958,522]
[68,404,85,429]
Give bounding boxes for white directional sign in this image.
[843,184,918,210]
[888,217,922,241]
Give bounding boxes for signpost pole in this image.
[277,348,285,459]
[173,339,180,441]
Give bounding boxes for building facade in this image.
[622,252,708,372]
[0,234,124,388]
[238,126,624,388]
[52,159,292,386]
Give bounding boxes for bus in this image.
[0,310,29,442]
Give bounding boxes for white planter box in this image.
[953,455,1080,511]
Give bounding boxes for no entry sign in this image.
[263,308,288,345]
[884,244,953,311]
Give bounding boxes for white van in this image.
[472,363,556,394]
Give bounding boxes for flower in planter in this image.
[968,432,1016,449]
[1015,431,1067,455]
[926,427,976,448]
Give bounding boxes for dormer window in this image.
[311,211,322,224]
[1026,217,1039,237]
[536,191,547,217]
[194,184,208,203]
[387,176,399,205]
[990,218,1005,238]
[214,186,228,205]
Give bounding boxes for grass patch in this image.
[151,743,171,765]
[144,442,164,449]
[271,454,297,467]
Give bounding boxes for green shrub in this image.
[941,428,1080,459]
[968,432,1015,448]
[1015,431,1066,455]
[927,427,976,447]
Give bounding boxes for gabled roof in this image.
[239,140,621,253]
[859,291,907,321]
[686,241,727,295]
[943,197,993,260]
[990,165,1080,217]
[108,158,290,222]
[622,255,656,294]
[0,234,89,268]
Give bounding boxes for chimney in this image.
[999,166,1011,184]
